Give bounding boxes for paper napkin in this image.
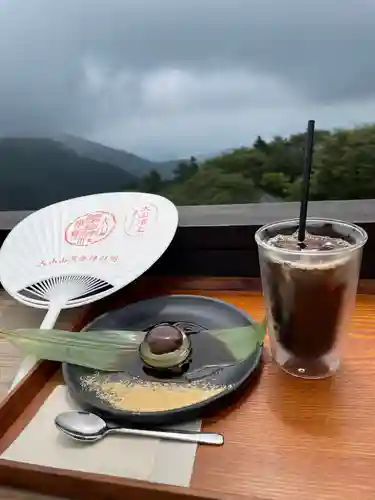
[1,385,200,487]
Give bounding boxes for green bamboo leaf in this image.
[209,319,267,361]
[0,320,267,372]
[0,328,145,371]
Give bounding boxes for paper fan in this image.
[0,192,178,386]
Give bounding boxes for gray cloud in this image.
[1,0,375,157]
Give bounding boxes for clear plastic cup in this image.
[255,218,367,379]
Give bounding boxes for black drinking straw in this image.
[298,119,315,244]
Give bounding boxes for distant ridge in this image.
[58,134,180,179]
[0,137,136,210]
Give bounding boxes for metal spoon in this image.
[55,411,224,446]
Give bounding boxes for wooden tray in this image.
[1,276,375,500]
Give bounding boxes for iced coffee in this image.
[255,218,367,378]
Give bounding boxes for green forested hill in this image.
[0,138,136,210]
[151,125,375,205]
[1,124,375,211]
[59,134,179,179]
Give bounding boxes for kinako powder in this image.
[81,373,228,412]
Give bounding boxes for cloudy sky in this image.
[1,0,375,159]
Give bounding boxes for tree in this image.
[173,156,199,183]
[310,126,375,200]
[203,147,267,184]
[125,123,375,206]
[140,169,163,193]
[165,166,259,205]
[260,172,290,197]
[253,135,269,152]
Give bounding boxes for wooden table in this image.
[0,292,83,500]
[1,280,375,499]
[191,288,375,499]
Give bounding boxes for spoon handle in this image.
[110,427,224,445]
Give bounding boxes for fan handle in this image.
[9,302,62,391]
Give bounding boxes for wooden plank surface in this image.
[190,291,375,500]
[1,284,375,499]
[0,292,81,500]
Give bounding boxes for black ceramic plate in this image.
[63,295,262,425]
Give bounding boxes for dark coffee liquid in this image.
[264,232,353,359]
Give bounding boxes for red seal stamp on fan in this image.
[124,204,158,236]
[65,211,116,246]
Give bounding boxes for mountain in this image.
[194,149,234,162]
[59,134,179,179]
[0,138,137,210]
